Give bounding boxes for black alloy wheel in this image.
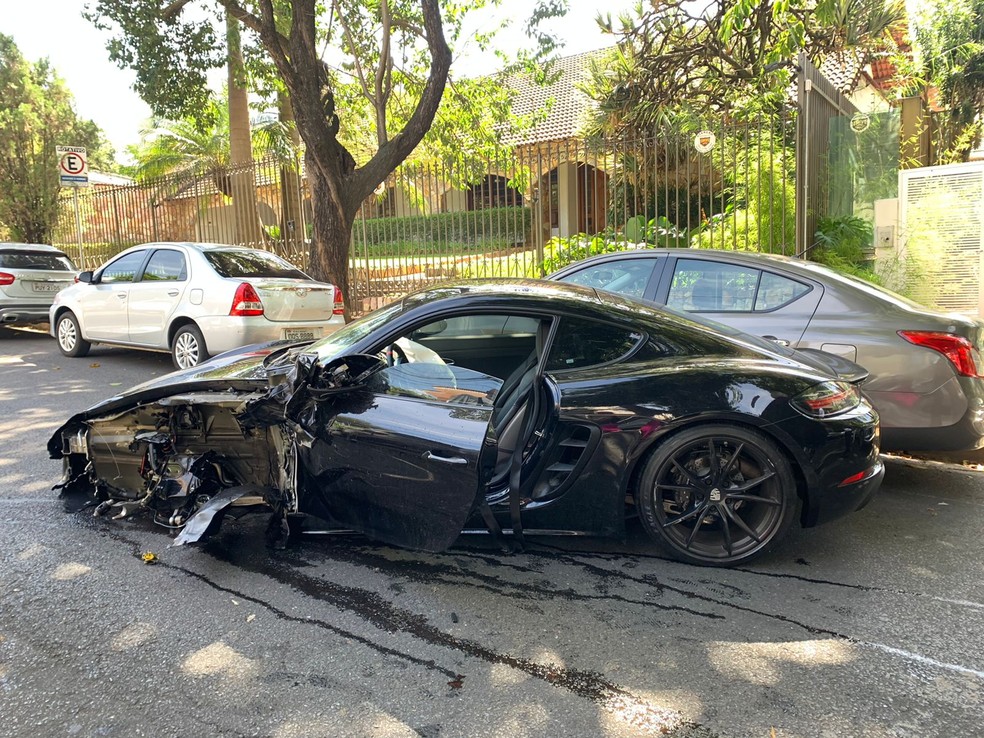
[637,424,797,566]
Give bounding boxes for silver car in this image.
[551,248,984,452]
[0,243,77,326]
[51,242,344,369]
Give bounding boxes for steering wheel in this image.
[381,342,408,366]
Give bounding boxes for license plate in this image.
[32,282,65,293]
[284,329,315,341]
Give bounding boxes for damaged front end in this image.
[49,350,387,548]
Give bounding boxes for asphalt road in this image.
[1,326,983,738]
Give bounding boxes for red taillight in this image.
[790,381,862,418]
[230,282,264,316]
[0,272,15,286]
[899,331,981,377]
[332,287,345,316]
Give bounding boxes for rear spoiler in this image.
[796,348,869,384]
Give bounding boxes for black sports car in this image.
[49,280,884,566]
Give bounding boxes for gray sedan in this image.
[550,248,984,452]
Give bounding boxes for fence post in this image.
[72,188,84,264]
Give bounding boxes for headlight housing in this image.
[790,381,862,418]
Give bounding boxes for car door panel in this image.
[127,249,189,347]
[79,250,150,341]
[296,383,496,552]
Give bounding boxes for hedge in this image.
[357,206,532,250]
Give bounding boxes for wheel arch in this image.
[167,316,200,347]
[52,305,88,341]
[623,415,816,529]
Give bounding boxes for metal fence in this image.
[52,121,799,315]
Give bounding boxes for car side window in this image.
[410,314,539,339]
[560,258,658,299]
[755,271,810,310]
[667,259,760,312]
[99,251,147,284]
[141,249,187,282]
[546,316,643,371]
[368,363,503,407]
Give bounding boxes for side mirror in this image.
[312,353,387,393]
[77,271,94,284]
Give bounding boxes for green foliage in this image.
[358,206,532,256]
[623,215,691,248]
[585,0,904,133]
[911,0,984,155]
[539,232,634,275]
[85,1,224,125]
[809,214,881,283]
[0,35,113,244]
[692,127,797,254]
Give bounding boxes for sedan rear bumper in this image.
[196,315,344,355]
[879,377,984,452]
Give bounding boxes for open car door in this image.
[294,359,501,552]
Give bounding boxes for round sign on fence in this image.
[694,130,716,154]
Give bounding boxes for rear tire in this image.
[636,424,798,566]
[171,324,209,369]
[55,312,91,358]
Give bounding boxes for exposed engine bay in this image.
[51,352,386,548]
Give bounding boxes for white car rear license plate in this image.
[284,329,315,341]
[32,282,65,293]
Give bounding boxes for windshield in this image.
[0,251,75,271]
[204,249,309,280]
[305,301,404,362]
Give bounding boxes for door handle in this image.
[167,290,179,297]
[117,292,127,299]
[762,335,790,347]
[424,451,468,465]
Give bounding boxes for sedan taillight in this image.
[898,330,981,378]
[333,287,345,316]
[0,272,15,286]
[230,282,264,316]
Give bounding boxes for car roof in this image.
[560,246,948,315]
[124,242,270,253]
[0,243,69,254]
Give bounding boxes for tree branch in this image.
[349,0,450,211]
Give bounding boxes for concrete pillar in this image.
[557,162,580,238]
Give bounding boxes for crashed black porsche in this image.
[49,280,883,566]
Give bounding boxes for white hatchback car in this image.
[51,242,345,368]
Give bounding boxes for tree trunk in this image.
[278,91,304,261]
[226,11,266,246]
[306,150,354,317]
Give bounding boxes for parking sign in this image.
[57,145,89,187]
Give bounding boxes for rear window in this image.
[546,316,644,371]
[0,251,75,271]
[204,250,308,279]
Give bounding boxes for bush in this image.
[357,207,532,257]
[810,215,881,284]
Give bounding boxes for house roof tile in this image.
[502,49,606,145]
